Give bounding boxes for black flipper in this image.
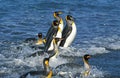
[60,26,72,47]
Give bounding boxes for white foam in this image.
[0,66,11,74]
[0,37,112,78]
[84,66,104,78]
[0,54,5,59]
[92,35,120,50]
[54,65,104,78]
[59,45,108,57]
[49,56,68,68]
[107,41,120,50]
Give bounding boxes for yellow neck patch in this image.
[53,13,56,18]
[36,39,43,45]
[72,21,75,26]
[46,70,53,78]
[43,39,46,43]
[60,18,63,24]
[45,60,49,66]
[58,26,61,32]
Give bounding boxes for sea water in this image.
[0,0,120,78]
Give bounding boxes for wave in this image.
[59,45,109,57]
[54,65,104,78]
[1,35,119,78]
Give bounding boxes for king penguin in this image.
[36,33,46,45]
[44,20,60,52]
[46,11,63,41]
[60,15,77,47]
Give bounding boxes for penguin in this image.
[60,15,77,47]
[55,54,91,77]
[82,54,91,77]
[45,11,63,45]
[36,32,46,45]
[44,20,60,52]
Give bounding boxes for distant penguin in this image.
[60,15,77,47]
[55,54,91,77]
[36,33,46,45]
[82,54,91,77]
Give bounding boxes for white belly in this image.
[48,30,62,51]
[59,21,64,32]
[64,23,77,47]
[56,31,62,46]
[48,40,54,51]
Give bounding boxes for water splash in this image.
[80,66,104,78]
[54,65,104,78]
[59,45,108,57]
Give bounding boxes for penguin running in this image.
[45,11,63,46]
[60,15,77,47]
[20,58,53,78]
[82,54,91,77]
[44,20,60,52]
[45,11,63,41]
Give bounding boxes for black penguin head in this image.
[84,54,91,61]
[43,58,49,66]
[66,15,74,21]
[52,20,59,27]
[38,33,42,38]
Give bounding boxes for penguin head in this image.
[66,15,74,21]
[84,54,91,61]
[52,20,59,27]
[66,15,74,26]
[43,58,49,66]
[38,33,42,39]
[53,11,62,17]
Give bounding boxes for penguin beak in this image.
[87,55,91,59]
[69,16,74,21]
[54,11,62,17]
[58,11,62,14]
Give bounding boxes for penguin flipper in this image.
[46,26,53,39]
[60,26,72,46]
[44,28,58,52]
